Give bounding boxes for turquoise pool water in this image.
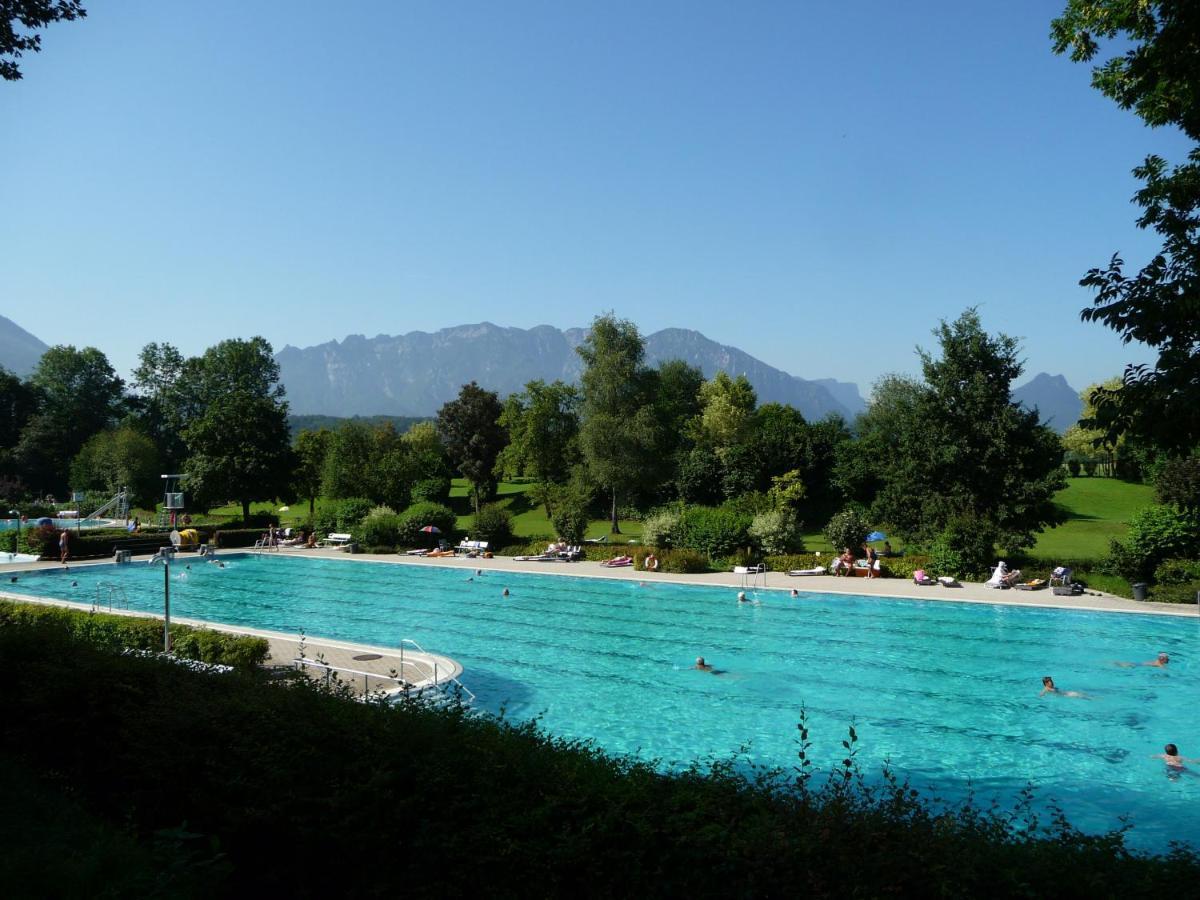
[0,518,111,531]
[4,554,1198,849]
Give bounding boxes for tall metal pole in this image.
[163,553,171,652]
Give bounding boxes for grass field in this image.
[1029,477,1154,560]
[160,476,1154,562]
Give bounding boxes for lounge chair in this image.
[1050,566,1073,587]
[558,545,582,561]
[788,566,825,576]
[986,562,1013,589]
[1014,578,1047,591]
[319,532,354,549]
[514,552,558,562]
[583,535,608,545]
[913,569,935,586]
[601,555,633,568]
[733,564,765,574]
[938,576,961,587]
[405,548,429,556]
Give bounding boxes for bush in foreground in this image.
[0,622,1194,897]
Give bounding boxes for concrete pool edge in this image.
[0,587,464,691]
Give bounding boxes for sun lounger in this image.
[558,545,582,561]
[1014,579,1047,591]
[514,553,558,562]
[405,548,429,556]
[601,556,633,567]
[938,576,961,588]
[320,532,354,549]
[456,539,489,556]
[583,535,607,544]
[788,567,825,576]
[733,564,765,574]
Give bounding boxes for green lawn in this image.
[155,476,1154,562]
[450,478,643,544]
[1029,477,1154,560]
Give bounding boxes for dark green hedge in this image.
[0,623,1193,898]
[0,600,269,670]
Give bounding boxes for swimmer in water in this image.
[476,569,483,576]
[693,656,713,672]
[71,580,78,587]
[790,589,799,598]
[1151,743,1198,771]
[737,591,748,603]
[1116,652,1169,668]
[502,588,510,597]
[1040,676,1088,698]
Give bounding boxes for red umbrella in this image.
[420,525,440,533]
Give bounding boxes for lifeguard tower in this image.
[160,474,186,527]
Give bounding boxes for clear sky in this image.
[0,1,1189,397]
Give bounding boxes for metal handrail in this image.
[398,638,476,702]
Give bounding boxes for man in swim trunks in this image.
[693,656,713,672]
[1116,652,1169,668]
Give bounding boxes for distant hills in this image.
[0,314,50,377]
[1011,373,1082,433]
[275,323,867,422]
[0,313,1084,431]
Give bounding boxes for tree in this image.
[12,345,124,494]
[182,338,293,520]
[129,342,190,469]
[497,380,580,515]
[294,428,332,517]
[0,366,38,451]
[1,0,85,81]
[436,382,505,515]
[577,314,662,532]
[1060,378,1124,476]
[70,427,160,507]
[1051,2,1200,452]
[696,372,757,450]
[868,311,1066,553]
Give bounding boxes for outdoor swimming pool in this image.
[4,554,1197,849]
[0,518,112,531]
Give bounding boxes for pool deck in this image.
[0,575,462,697]
[298,547,1199,618]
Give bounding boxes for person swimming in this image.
[737,591,747,603]
[502,587,510,597]
[1152,743,1197,771]
[790,589,799,598]
[1040,675,1087,698]
[1117,652,1169,668]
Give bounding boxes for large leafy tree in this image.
[497,379,580,515]
[129,342,190,470]
[436,382,505,515]
[70,426,161,507]
[0,366,38,452]
[12,346,124,495]
[182,338,293,520]
[577,314,662,532]
[1052,1,1200,451]
[866,311,1066,553]
[1,0,85,81]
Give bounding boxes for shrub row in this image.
[0,623,1193,896]
[0,600,269,670]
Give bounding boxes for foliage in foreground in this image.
[0,623,1195,898]
[0,600,269,669]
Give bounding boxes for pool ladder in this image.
[398,638,476,703]
[93,582,130,612]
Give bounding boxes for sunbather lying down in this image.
[426,548,456,557]
[601,555,633,568]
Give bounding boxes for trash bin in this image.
[1132,582,1148,601]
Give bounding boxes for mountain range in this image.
[275,323,867,421]
[0,314,50,378]
[0,314,1084,430]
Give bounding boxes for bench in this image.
[320,532,354,549]
[456,540,489,556]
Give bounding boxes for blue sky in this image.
[0,1,1189,398]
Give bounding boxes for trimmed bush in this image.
[1147,581,1200,604]
[335,497,374,532]
[411,476,452,503]
[472,503,514,547]
[0,600,268,670]
[355,513,403,548]
[1108,504,1200,580]
[1152,558,1200,586]
[632,547,710,574]
[824,508,871,554]
[749,509,804,555]
[397,501,458,545]
[929,516,996,581]
[1066,459,1082,477]
[675,505,752,557]
[641,506,683,549]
